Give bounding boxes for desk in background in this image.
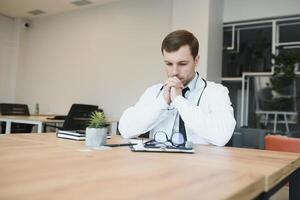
[0,115,118,134]
[0,134,299,199]
[0,115,64,133]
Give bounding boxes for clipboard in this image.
[129,139,195,154]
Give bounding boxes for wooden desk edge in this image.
[227,175,265,200]
[265,156,300,191]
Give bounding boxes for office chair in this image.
[0,103,33,133]
[288,131,300,138]
[46,104,100,131]
[61,104,100,130]
[265,135,300,153]
[232,127,268,149]
[265,135,300,191]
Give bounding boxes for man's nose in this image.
[171,66,179,76]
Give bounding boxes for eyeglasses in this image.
[144,131,186,149]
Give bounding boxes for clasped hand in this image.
[163,77,184,105]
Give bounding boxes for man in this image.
[119,30,236,146]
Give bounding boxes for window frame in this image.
[222,15,300,79]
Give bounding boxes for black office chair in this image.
[231,127,268,149]
[46,104,100,131]
[288,131,300,138]
[61,104,100,130]
[0,103,33,133]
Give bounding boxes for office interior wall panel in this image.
[0,15,14,102]
[172,0,210,80]
[15,0,172,118]
[172,0,224,82]
[207,0,224,83]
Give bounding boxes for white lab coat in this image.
[119,77,236,146]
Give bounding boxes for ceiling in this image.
[0,0,123,18]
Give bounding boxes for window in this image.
[278,20,300,43]
[222,16,300,78]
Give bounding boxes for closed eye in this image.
[178,62,188,66]
[165,62,173,66]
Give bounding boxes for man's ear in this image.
[195,55,200,65]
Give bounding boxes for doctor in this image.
[119,30,236,146]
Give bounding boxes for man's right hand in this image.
[163,77,184,104]
[163,83,172,105]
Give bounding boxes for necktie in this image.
[179,87,189,142]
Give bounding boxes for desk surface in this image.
[1,134,300,199]
[0,134,268,200]
[156,142,300,192]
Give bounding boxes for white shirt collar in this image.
[185,72,198,92]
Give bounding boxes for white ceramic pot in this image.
[85,127,107,147]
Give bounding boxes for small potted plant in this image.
[85,111,109,147]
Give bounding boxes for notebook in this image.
[56,130,111,141]
[129,139,194,154]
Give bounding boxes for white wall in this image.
[172,0,210,79]
[6,0,224,119]
[206,0,224,82]
[224,0,300,22]
[0,15,15,102]
[16,0,172,118]
[172,0,223,82]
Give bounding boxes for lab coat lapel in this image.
[190,77,206,106]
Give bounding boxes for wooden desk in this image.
[0,134,266,200]
[146,142,300,199]
[0,115,64,133]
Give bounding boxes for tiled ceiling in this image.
[0,0,124,18]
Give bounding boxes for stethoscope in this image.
[156,72,207,106]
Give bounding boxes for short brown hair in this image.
[161,30,199,59]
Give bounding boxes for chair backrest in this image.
[288,131,300,138]
[232,127,267,149]
[0,103,30,116]
[61,104,99,130]
[265,135,300,153]
[265,135,300,189]
[0,103,32,133]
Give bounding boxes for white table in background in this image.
[0,115,64,134]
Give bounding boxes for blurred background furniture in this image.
[254,76,298,133]
[232,127,268,149]
[62,104,100,130]
[265,134,300,200]
[47,104,100,131]
[288,131,300,138]
[0,103,33,133]
[265,135,300,153]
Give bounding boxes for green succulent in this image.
[88,111,108,128]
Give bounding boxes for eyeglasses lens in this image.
[154,132,168,143]
[171,132,185,145]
